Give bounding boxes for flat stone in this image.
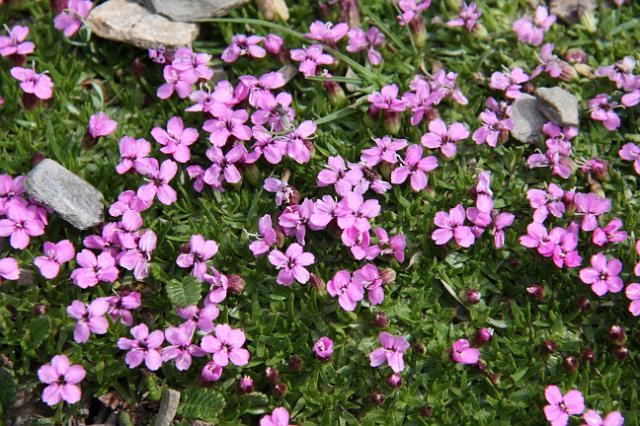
[25,159,104,230]
[154,389,180,426]
[278,64,298,84]
[142,0,248,22]
[550,0,596,24]
[256,0,290,21]
[510,94,547,143]
[87,0,199,49]
[535,87,580,127]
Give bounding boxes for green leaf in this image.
[29,316,51,349]
[0,368,16,420]
[239,392,269,415]
[166,276,202,308]
[177,388,225,422]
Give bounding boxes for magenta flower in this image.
[176,234,219,278]
[176,304,219,334]
[0,257,19,281]
[0,25,35,57]
[239,71,286,106]
[157,65,198,99]
[118,229,157,281]
[374,227,406,262]
[162,321,205,371]
[137,159,178,205]
[346,27,385,65]
[263,177,295,206]
[573,193,611,231]
[543,385,585,426]
[489,68,530,99]
[527,184,566,223]
[172,47,213,81]
[10,66,54,100]
[201,324,250,367]
[105,291,141,326]
[473,97,513,147]
[582,410,624,426]
[619,143,640,174]
[432,204,475,248]
[34,240,75,279]
[203,109,252,147]
[592,219,627,247]
[204,144,247,188]
[327,270,364,311]
[397,0,431,26]
[264,34,284,55]
[0,199,45,249]
[284,120,317,164]
[520,222,555,256]
[290,44,334,77]
[353,264,385,305]
[335,192,381,232]
[260,407,291,426]
[589,94,621,131]
[70,249,119,289]
[313,336,334,360]
[268,243,315,286]
[549,227,582,269]
[203,267,229,304]
[451,339,480,364]
[115,136,151,174]
[151,116,198,163]
[54,0,93,37]
[512,6,556,46]
[251,93,295,132]
[279,199,315,245]
[0,174,26,215]
[66,299,110,344]
[310,195,339,229]
[317,155,363,196]
[118,324,164,371]
[221,34,266,63]
[625,283,640,316]
[248,126,288,164]
[341,226,379,260]
[391,145,438,191]
[369,332,410,373]
[201,361,223,382]
[37,355,85,406]
[306,20,349,45]
[402,85,437,126]
[421,119,469,158]
[447,2,481,32]
[368,84,407,113]
[88,112,117,139]
[579,253,624,296]
[531,43,566,79]
[109,190,151,220]
[361,136,407,166]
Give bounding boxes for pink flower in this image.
[592,219,627,247]
[176,234,219,278]
[88,112,117,139]
[137,159,178,205]
[543,385,585,426]
[201,361,223,382]
[317,156,363,196]
[625,283,640,316]
[549,227,582,269]
[369,332,410,373]
[527,184,566,223]
[512,6,555,46]
[397,0,431,26]
[248,126,288,164]
[579,253,624,296]
[250,93,295,132]
[172,47,213,81]
[520,222,555,256]
[346,27,385,65]
[0,199,45,249]
[335,192,381,232]
[37,355,85,406]
[353,264,385,305]
[221,34,266,63]
[368,84,407,112]
[327,269,364,311]
[284,120,317,164]
[532,43,565,79]
[105,291,141,326]
[118,229,157,281]
[473,97,512,147]
[34,240,75,279]
[391,145,438,191]
[162,321,205,371]
[260,407,291,426]
[361,136,407,166]
[421,119,469,158]
[201,324,250,367]
[582,410,624,426]
[432,204,475,248]
[451,339,480,364]
[489,67,530,99]
[115,136,151,174]
[118,324,164,371]
[0,174,26,215]
[491,212,515,249]
[176,304,219,334]
[66,299,110,344]
[310,195,339,229]
[279,199,315,245]
[264,34,284,55]
[109,190,151,219]
[203,109,252,147]
[203,144,247,188]
[157,64,198,100]
[306,20,349,45]
[54,0,93,37]
[10,66,54,100]
[0,257,19,281]
[263,177,294,206]
[341,226,379,260]
[151,116,198,163]
[203,267,228,304]
[239,71,286,107]
[70,249,119,289]
[268,243,315,286]
[290,44,334,77]
[447,2,481,32]
[573,193,611,231]
[619,142,640,174]
[313,336,334,360]
[0,25,35,57]
[374,227,406,262]
[589,94,621,131]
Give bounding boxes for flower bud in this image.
[580,11,597,33]
[576,297,591,313]
[288,188,301,206]
[51,0,67,14]
[474,328,493,345]
[200,362,223,383]
[464,288,481,305]
[387,373,402,388]
[410,18,427,48]
[265,366,279,383]
[373,313,389,328]
[227,274,246,295]
[309,273,326,293]
[414,342,426,355]
[541,339,557,354]
[383,111,402,135]
[33,304,48,316]
[582,347,595,363]
[32,151,45,165]
[341,0,360,28]
[566,48,588,64]
[526,285,545,303]
[476,360,487,373]
[243,163,261,187]
[379,268,396,285]
[288,355,303,372]
[420,406,433,417]
[609,325,626,345]
[131,57,145,79]
[574,63,594,78]
[563,356,578,373]
[22,93,40,110]
[324,80,347,107]
[238,375,254,393]
[614,346,629,361]
[559,61,578,82]
[273,382,287,397]
[369,391,385,406]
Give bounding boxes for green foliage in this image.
[177,388,225,422]
[165,276,202,308]
[0,368,16,420]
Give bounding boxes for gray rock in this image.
[87,0,199,49]
[510,94,546,143]
[154,389,180,426]
[25,159,104,230]
[142,0,248,22]
[256,0,289,21]
[550,0,596,24]
[278,64,298,84]
[535,87,580,127]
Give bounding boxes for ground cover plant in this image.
[0,0,639,424]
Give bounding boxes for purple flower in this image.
[239,71,286,106]
[10,66,54,100]
[151,116,198,163]
[247,126,288,164]
[589,94,621,131]
[137,159,178,205]
[284,120,317,164]
[70,249,119,289]
[489,67,530,99]
[117,324,164,371]
[361,136,407,167]
[391,145,438,191]
[625,283,640,316]
[368,84,407,112]
[0,174,25,215]
[290,45,334,77]
[327,270,364,311]
[118,229,157,281]
[221,34,266,63]
[204,144,247,188]
[512,6,555,46]
[88,112,117,139]
[260,407,291,426]
[403,86,437,126]
[353,264,385,305]
[543,385,585,426]
[172,47,213,81]
[421,119,469,158]
[0,199,45,249]
[66,299,110,344]
[473,97,512,147]
[176,234,219,278]
[619,142,640,174]
[451,339,480,364]
[0,25,35,57]
[264,177,295,206]
[527,184,566,223]
[573,193,611,231]
[341,226,379,260]
[157,65,198,100]
[162,321,205,371]
[176,303,219,334]
[548,226,582,269]
[596,56,635,89]
[374,227,406,262]
[397,0,431,26]
[310,195,339,229]
[37,355,85,406]
[201,324,250,367]
[447,2,481,32]
[432,204,475,248]
[0,257,20,281]
[579,253,624,296]
[105,291,141,326]
[317,156,363,196]
[34,240,75,279]
[346,27,385,65]
[592,219,627,247]
[268,243,315,286]
[369,332,410,373]
[306,20,349,45]
[54,0,93,37]
[115,136,151,174]
[264,34,284,55]
[251,92,295,132]
[313,336,334,360]
[109,190,151,219]
[531,43,566,79]
[249,214,278,257]
[201,362,223,382]
[278,199,315,245]
[203,108,252,147]
[582,410,624,426]
[335,192,381,232]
